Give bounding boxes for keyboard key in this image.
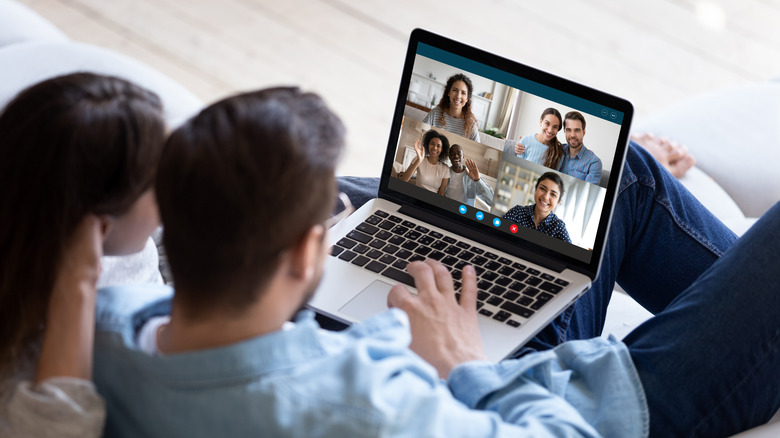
[365,261,386,272]
[378,254,396,265]
[388,235,405,245]
[392,259,408,270]
[338,250,357,262]
[366,249,383,259]
[458,251,475,262]
[443,236,457,244]
[541,273,555,281]
[404,230,421,240]
[401,241,419,250]
[498,257,512,265]
[471,247,484,255]
[500,301,534,318]
[414,225,430,233]
[477,280,492,290]
[352,244,369,254]
[477,291,489,301]
[347,230,372,244]
[525,277,542,287]
[511,271,529,281]
[369,239,385,249]
[517,296,533,306]
[336,238,357,249]
[523,287,540,297]
[511,262,527,271]
[382,244,399,255]
[503,291,520,301]
[374,210,389,218]
[471,255,488,266]
[441,256,458,267]
[444,245,461,255]
[495,276,512,287]
[492,311,511,322]
[489,285,507,296]
[526,268,541,276]
[484,261,501,271]
[378,220,395,230]
[530,300,548,310]
[402,220,416,228]
[351,255,370,267]
[414,246,432,256]
[365,215,382,225]
[555,279,570,286]
[539,282,563,294]
[330,246,344,257]
[482,271,498,281]
[376,230,393,240]
[382,267,415,287]
[431,240,448,250]
[429,231,443,239]
[509,281,526,292]
[408,255,425,262]
[537,292,553,302]
[479,308,494,317]
[456,241,471,250]
[497,266,515,276]
[506,320,521,328]
[356,222,379,235]
[395,249,413,259]
[391,225,409,235]
[387,215,402,223]
[451,270,462,280]
[484,252,498,260]
[428,251,445,261]
[418,235,435,246]
[487,295,504,307]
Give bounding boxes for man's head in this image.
[563,111,586,151]
[156,87,344,319]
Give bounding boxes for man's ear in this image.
[97,214,114,247]
[287,224,326,280]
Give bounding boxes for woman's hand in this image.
[36,215,104,383]
[514,141,526,155]
[414,140,425,162]
[465,158,481,181]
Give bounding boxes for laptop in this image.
[308,28,633,361]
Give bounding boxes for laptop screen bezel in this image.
[377,28,633,280]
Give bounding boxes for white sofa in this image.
[1,0,777,435]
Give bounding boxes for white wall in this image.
[509,93,620,171]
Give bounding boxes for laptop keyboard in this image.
[329,209,570,328]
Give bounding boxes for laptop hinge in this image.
[397,204,568,274]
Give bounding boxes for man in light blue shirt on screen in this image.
[93,87,780,437]
[559,111,602,185]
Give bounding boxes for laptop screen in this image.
[380,29,632,277]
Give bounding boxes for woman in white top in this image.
[0,73,165,438]
[422,73,481,142]
[401,129,450,195]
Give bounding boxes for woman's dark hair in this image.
[0,73,165,369]
[436,73,478,138]
[422,129,450,164]
[536,171,565,201]
[539,108,564,169]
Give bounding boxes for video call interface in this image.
[386,43,626,263]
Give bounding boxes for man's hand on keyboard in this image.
[387,259,489,378]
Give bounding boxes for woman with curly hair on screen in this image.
[423,73,481,142]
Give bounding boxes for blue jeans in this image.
[336,142,780,436]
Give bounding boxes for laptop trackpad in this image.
[339,280,393,321]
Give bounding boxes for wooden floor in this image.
[19,0,780,176]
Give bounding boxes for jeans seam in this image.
[690,327,780,435]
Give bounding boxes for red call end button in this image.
[510,224,518,233]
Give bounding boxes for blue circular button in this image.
[493,217,501,227]
[459,205,467,214]
[475,211,484,220]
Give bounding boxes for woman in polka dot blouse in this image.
[503,171,571,243]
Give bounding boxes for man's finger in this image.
[387,283,414,309]
[405,261,437,297]
[426,259,455,296]
[459,265,478,312]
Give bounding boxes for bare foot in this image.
[630,133,696,178]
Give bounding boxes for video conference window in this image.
[392,51,622,253]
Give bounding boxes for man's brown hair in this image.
[156,87,344,317]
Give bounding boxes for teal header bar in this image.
[417,43,624,124]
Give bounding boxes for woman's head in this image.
[0,73,165,366]
[538,108,562,144]
[534,172,565,216]
[422,129,450,163]
[435,73,478,138]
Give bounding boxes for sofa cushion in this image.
[634,82,780,218]
[0,0,68,48]
[0,41,203,127]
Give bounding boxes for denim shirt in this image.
[94,284,648,437]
